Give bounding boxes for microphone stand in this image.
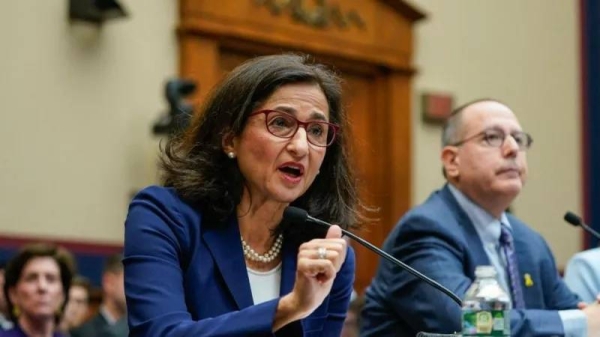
[307,215,463,306]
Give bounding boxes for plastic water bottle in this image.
[461,265,511,337]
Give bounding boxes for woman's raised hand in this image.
[273,225,348,331]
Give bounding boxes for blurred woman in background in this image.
[1,243,74,337]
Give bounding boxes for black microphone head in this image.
[564,211,582,227]
[283,207,309,226]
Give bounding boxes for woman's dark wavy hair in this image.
[3,243,75,323]
[161,53,364,244]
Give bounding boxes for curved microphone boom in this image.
[564,211,600,240]
[283,206,463,306]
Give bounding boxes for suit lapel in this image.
[280,241,297,296]
[203,216,254,310]
[439,185,490,273]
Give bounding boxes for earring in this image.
[12,305,20,318]
[227,152,236,159]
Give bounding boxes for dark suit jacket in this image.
[124,186,355,337]
[69,313,128,337]
[361,185,580,337]
[0,325,65,337]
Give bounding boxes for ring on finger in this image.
[317,246,327,259]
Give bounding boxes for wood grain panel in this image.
[179,0,424,70]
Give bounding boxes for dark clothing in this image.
[0,325,65,337]
[123,186,356,337]
[70,313,127,337]
[361,185,580,337]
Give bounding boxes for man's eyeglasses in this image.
[249,110,339,147]
[451,128,533,151]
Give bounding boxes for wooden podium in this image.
[178,0,425,293]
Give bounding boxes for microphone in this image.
[564,211,600,240]
[283,206,463,306]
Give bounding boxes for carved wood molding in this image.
[254,0,365,29]
[379,0,426,22]
[178,0,425,71]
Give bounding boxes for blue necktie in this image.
[499,224,526,309]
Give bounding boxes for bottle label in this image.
[462,310,510,336]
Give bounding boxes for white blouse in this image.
[247,262,282,304]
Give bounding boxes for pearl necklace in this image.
[241,233,283,263]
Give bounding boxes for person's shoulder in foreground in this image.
[564,247,600,304]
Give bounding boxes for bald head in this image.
[441,99,511,178]
[442,98,508,148]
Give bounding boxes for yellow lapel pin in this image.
[524,273,534,287]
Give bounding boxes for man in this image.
[564,247,600,303]
[361,99,600,337]
[71,254,128,337]
[59,276,92,333]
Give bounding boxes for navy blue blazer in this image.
[124,186,355,337]
[361,185,580,337]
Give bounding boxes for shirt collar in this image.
[100,306,118,325]
[447,184,511,244]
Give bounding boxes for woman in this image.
[124,54,364,336]
[2,243,74,337]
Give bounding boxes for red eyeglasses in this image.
[249,110,339,147]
